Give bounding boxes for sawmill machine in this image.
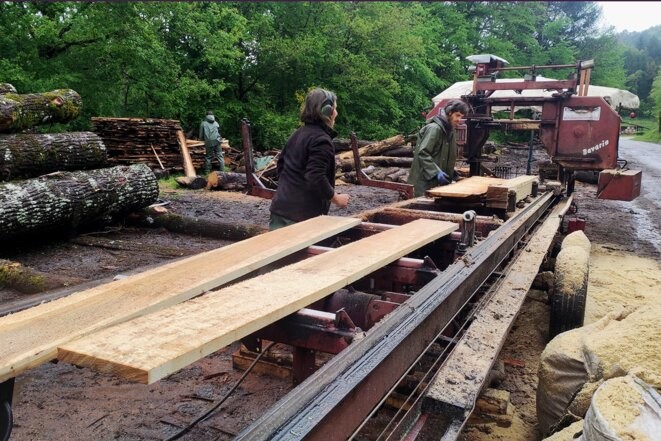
[428,54,642,202]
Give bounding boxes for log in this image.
[336,134,405,163]
[0,84,17,94]
[206,171,248,191]
[362,156,413,167]
[0,259,86,294]
[0,132,108,181]
[0,89,82,133]
[174,176,207,190]
[136,211,267,242]
[0,164,158,241]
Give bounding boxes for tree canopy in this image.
[0,1,649,149]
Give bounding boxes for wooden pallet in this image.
[58,219,458,384]
[0,216,360,383]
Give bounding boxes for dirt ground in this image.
[2,143,658,441]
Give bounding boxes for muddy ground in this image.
[2,144,657,441]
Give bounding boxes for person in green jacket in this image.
[407,100,469,197]
[199,110,224,174]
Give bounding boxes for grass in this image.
[621,116,661,143]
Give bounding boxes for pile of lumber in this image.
[426,175,538,211]
[91,117,200,171]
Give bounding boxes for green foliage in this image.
[1,1,653,149]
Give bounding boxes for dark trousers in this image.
[204,143,224,174]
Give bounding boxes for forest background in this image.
[1,1,660,150]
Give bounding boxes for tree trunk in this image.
[362,156,413,167]
[336,134,405,163]
[206,171,247,191]
[133,211,267,242]
[0,84,17,94]
[0,89,82,133]
[0,164,158,241]
[0,132,108,181]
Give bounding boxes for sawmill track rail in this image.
[237,191,555,440]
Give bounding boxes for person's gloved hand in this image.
[436,170,450,185]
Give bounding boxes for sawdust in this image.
[590,376,648,441]
[541,419,583,441]
[561,230,591,254]
[585,244,661,324]
[583,303,661,389]
[554,246,589,294]
[460,411,537,441]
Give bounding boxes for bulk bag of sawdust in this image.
[582,303,661,390]
[537,313,618,436]
[581,375,661,440]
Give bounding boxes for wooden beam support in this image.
[0,215,360,383]
[58,219,458,384]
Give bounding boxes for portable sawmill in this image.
[0,56,643,441]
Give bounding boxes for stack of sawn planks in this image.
[0,215,457,384]
[426,175,538,211]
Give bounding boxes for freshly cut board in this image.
[426,176,504,198]
[59,218,458,384]
[0,215,360,383]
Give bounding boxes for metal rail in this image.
[237,191,555,440]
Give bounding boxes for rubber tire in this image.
[0,401,12,441]
[549,271,588,340]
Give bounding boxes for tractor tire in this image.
[0,401,11,441]
[549,246,589,340]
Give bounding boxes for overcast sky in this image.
[597,1,661,32]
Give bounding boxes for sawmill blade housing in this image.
[428,54,642,202]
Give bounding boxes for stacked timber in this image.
[0,164,158,241]
[91,117,205,171]
[0,132,108,181]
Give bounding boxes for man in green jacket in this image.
[199,110,224,174]
[407,100,469,197]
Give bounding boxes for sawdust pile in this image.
[583,303,661,388]
[585,245,661,324]
[554,246,589,295]
[561,230,591,254]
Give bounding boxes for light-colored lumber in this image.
[486,175,537,209]
[58,219,458,384]
[0,215,360,383]
[176,129,196,177]
[423,198,569,417]
[426,176,504,198]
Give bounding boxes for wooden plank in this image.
[486,175,537,209]
[176,129,196,177]
[426,176,504,199]
[423,198,570,417]
[0,215,360,383]
[58,219,458,384]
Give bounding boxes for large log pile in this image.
[91,117,213,172]
[0,132,108,181]
[0,164,158,241]
[0,88,82,132]
[334,134,413,184]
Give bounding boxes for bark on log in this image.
[175,176,207,190]
[0,259,86,294]
[0,89,82,133]
[134,211,267,242]
[0,132,108,181]
[0,164,158,241]
[362,156,413,167]
[206,171,248,191]
[336,134,405,163]
[0,84,17,94]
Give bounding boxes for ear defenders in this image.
[321,90,335,117]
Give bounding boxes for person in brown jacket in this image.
[269,88,349,230]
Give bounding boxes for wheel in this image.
[548,247,589,340]
[0,401,12,441]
